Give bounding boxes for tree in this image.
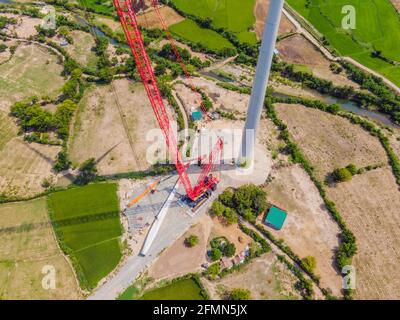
[233,184,267,216]
[185,235,199,247]
[75,158,97,185]
[223,207,238,225]
[301,256,317,274]
[230,288,251,300]
[242,208,256,223]
[210,248,222,261]
[223,242,236,257]
[62,79,78,99]
[54,100,77,139]
[54,149,70,172]
[218,189,234,207]
[206,263,220,277]
[210,200,226,217]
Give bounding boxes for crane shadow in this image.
[24,141,56,166]
[94,141,123,166]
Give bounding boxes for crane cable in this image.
[150,0,212,120]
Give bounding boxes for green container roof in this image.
[264,206,287,230]
[191,111,203,121]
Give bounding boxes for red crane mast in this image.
[113,0,223,201]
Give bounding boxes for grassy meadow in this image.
[139,278,205,300]
[47,183,122,290]
[172,0,257,44]
[0,199,80,299]
[169,19,235,50]
[286,0,400,86]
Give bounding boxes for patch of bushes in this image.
[185,235,199,247]
[276,255,314,300]
[238,224,271,254]
[229,288,251,300]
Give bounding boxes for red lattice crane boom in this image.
[113,0,223,201]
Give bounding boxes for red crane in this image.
[113,0,223,201]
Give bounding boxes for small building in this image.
[59,37,68,46]
[220,257,233,270]
[264,206,287,230]
[232,255,244,265]
[191,110,203,121]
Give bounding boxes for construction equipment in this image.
[113,0,223,201]
[127,180,160,208]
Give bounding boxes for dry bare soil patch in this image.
[276,34,359,88]
[275,103,387,180]
[254,0,296,40]
[69,79,169,174]
[0,109,60,198]
[264,164,342,296]
[327,167,400,299]
[137,6,184,29]
[0,198,80,299]
[148,214,213,280]
[275,103,400,299]
[204,253,301,300]
[0,138,61,198]
[0,14,40,38]
[391,0,400,11]
[210,216,253,253]
[181,77,250,114]
[0,43,65,112]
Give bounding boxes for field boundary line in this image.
[72,236,121,254]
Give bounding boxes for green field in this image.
[286,0,400,86]
[170,19,235,50]
[77,0,114,15]
[47,183,122,289]
[139,278,205,300]
[172,0,257,44]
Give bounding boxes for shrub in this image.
[346,163,358,176]
[332,167,353,182]
[185,235,199,248]
[230,288,251,300]
[206,263,220,277]
[301,256,317,274]
[0,43,7,53]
